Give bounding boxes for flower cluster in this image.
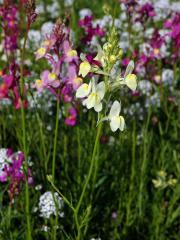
[165,12,180,58]
[76,29,137,132]
[152,170,177,189]
[0,63,28,109]
[34,19,80,126]
[0,148,33,201]
[0,2,19,52]
[38,191,64,219]
[0,0,35,109]
[79,15,105,44]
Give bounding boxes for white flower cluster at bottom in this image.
[38,191,64,219]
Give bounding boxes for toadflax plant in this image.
[48,27,138,240]
[73,27,137,239]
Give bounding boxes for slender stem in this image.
[48,177,75,212]
[19,21,31,240]
[36,112,47,174]
[77,127,81,185]
[20,105,31,240]
[52,99,60,181]
[74,122,102,240]
[51,98,60,240]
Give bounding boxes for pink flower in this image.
[67,64,82,90]
[63,40,78,63]
[41,70,60,88]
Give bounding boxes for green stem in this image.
[74,122,102,240]
[20,106,31,240]
[48,177,75,212]
[52,99,60,181]
[51,98,60,240]
[77,127,81,185]
[36,112,47,174]
[19,22,31,240]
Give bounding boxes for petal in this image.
[85,93,96,109]
[110,116,120,132]
[96,81,105,100]
[109,101,121,118]
[125,74,137,91]
[94,44,104,62]
[94,102,102,112]
[119,116,125,131]
[87,80,92,94]
[76,83,90,98]
[124,60,134,78]
[79,61,91,77]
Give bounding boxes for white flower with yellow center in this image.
[76,80,105,112]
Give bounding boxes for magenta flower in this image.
[0,83,9,99]
[0,148,33,201]
[136,3,155,23]
[78,15,105,44]
[0,4,19,51]
[13,86,28,109]
[165,13,180,58]
[65,107,77,126]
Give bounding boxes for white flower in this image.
[0,148,12,173]
[162,69,174,85]
[79,8,92,19]
[108,101,125,132]
[99,101,125,132]
[38,191,64,219]
[64,0,74,7]
[76,79,105,112]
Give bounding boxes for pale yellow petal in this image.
[110,116,120,132]
[125,74,137,91]
[79,61,91,77]
[109,101,121,118]
[76,83,89,98]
